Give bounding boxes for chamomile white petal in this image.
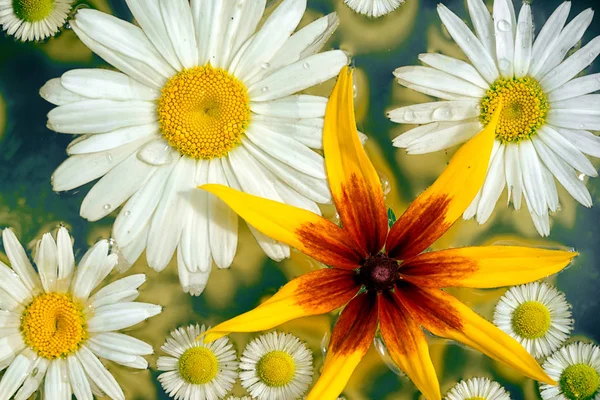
[445,377,511,400]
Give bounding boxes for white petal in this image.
[80,153,156,221]
[547,109,600,131]
[537,125,597,177]
[191,0,223,66]
[392,122,441,148]
[35,233,58,293]
[437,4,499,83]
[0,351,32,399]
[477,144,506,224]
[67,123,160,155]
[118,223,150,267]
[493,0,516,76]
[518,140,546,216]
[88,274,146,308]
[231,0,306,83]
[176,249,210,296]
[72,240,113,301]
[112,161,176,248]
[0,333,25,369]
[541,162,559,212]
[55,227,74,293]
[86,340,147,369]
[45,359,71,400]
[505,142,523,209]
[137,139,177,166]
[147,156,195,272]
[52,138,147,192]
[245,123,326,179]
[206,159,238,269]
[61,69,159,101]
[387,100,480,124]
[76,346,124,400]
[273,179,321,215]
[464,189,482,220]
[405,120,481,154]
[74,9,175,79]
[87,302,161,332]
[540,36,600,92]
[248,51,347,102]
[466,0,495,55]
[71,21,166,90]
[251,95,327,119]
[394,66,486,98]
[67,355,93,400]
[1,229,41,293]
[40,78,87,106]
[251,115,324,149]
[514,3,533,78]
[396,78,472,101]
[528,207,550,237]
[529,1,571,77]
[555,127,600,158]
[418,53,489,89]
[14,356,49,400]
[532,137,592,207]
[240,139,331,203]
[159,0,198,69]
[88,333,153,356]
[536,8,594,79]
[47,100,156,134]
[548,73,600,102]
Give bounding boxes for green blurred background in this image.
[0,0,599,398]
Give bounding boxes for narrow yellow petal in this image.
[401,246,577,288]
[387,100,504,259]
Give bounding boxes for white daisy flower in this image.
[540,342,600,400]
[389,0,600,236]
[40,0,347,296]
[344,0,405,18]
[494,282,573,359]
[0,227,161,400]
[445,377,511,400]
[157,324,238,400]
[239,331,313,400]
[0,0,73,41]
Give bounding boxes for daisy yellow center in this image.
[465,397,487,400]
[257,350,296,387]
[560,364,600,400]
[12,0,54,22]
[511,301,551,339]
[157,65,251,160]
[480,76,549,143]
[178,347,219,385]
[20,292,87,359]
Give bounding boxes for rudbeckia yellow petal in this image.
[203,269,360,342]
[307,293,378,400]
[200,184,363,269]
[397,284,555,385]
[323,66,388,256]
[401,246,577,288]
[379,292,441,400]
[386,101,504,260]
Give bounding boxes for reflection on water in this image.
[0,0,599,398]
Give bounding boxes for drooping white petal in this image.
[505,143,524,210]
[176,249,210,296]
[72,240,112,301]
[251,115,324,149]
[35,233,58,293]
[159,0,198,69]
[493,0,516,76]
[251,95,327,119]
[548,73,600,102]
[87,274,146,308]
[118,223,150,268]
[418,53,489,89]
[395,66,486,98]
[55,226,74,293]
[477,143,506,224]
[541,162,559,212]
[61,69,159,102]
[404,120,481,154]
[76,346,125,400]
[67,123,160,155]
[537,125,597,177]
[529,1,571,77]
[1,229,41,293]
[519,141,546,216]
[555,127,600,159]
[437,3,499,83]
[466,0,495,55]
[87,302,162,332]
[387,100,480,124]
[39,78,87,106]
[392,122,442,148]
[67,355,93,400]
[44,358,71,400]
[514,3,533,78]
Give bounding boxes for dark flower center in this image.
[358,254,399,292]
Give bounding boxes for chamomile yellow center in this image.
[178,346,219,385]
[157,65,251,160]
[480,76,549,143]
[511,301,551,339]
[257,350,296,387]
[560,364,600,400]
[13,0,54,22]
[20,292,87,359]
[466,397,487,400]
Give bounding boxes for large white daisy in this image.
[0,227,161,400]
[40,0,347,296]
[0,0,74,41]
[389,0,600,236]
[344,0,404,18]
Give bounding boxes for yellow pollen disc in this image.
[511,300,551,339]
[257,350,296,387]
[480,76,549,143]
[157,65,251,160]
[13,0,55,22]
[178,347,219,385]
[20,292,87,359]
[466,397,487,400]
[560,363,600,400]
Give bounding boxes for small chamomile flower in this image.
[540,342,600,400]
[344,0,405,18]
[157,324,238,400]
[240,331,313,400]
[445,377,511,400]
[0,0,74,41]
[225,397,252,400]
[494,282,573,358]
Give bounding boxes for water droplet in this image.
[106,154,113,162]
[124,210,131,216]
[374,338,405,377]
[65,22,71,30]
[590,52,597,59]
[352,84,358,98]
[465,36,471,43]
[404,110,416,122]
[260,62,270,69]
[579,123,586,129]
[498,58,512,71]
[261,86,269,92]
[578,173,585,181]
[31,368,39,377]
[497,19,511,32]
[103,204,112,211]
[433,105,452,120]
[303,62,310,69]
[321,332,330,358]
